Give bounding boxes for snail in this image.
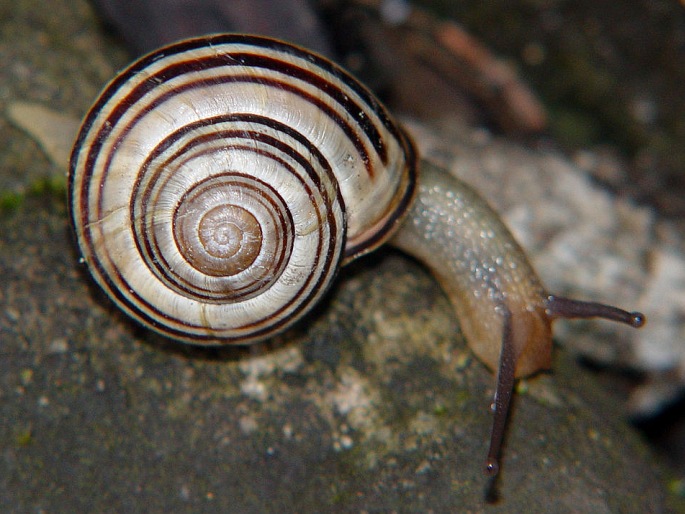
[68,34,645,477]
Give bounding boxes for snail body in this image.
[69,35,644,477]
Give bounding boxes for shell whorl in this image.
[69,35,417,344]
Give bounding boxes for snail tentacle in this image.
[545,295,646,328]
[484,307,515,477]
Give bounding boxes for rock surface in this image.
[0,0,673,512]
[0,193,668,512]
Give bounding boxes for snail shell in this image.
[69,35,416,344]
[69,34,645,477]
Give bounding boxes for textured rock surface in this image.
[0,0,674,512]
[0,194,668,512]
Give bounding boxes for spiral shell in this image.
[69,35,417,344]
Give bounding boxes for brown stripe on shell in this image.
[225,52,388,166]
[76,117,345,342]
[104,40,390,166]
[343,126,419,261]
[120,114,342,305]
[77,179,341,343]
[109,71,377,178]
[70,34,409,242]
[142,171,293,301]
[152,34,405,148]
